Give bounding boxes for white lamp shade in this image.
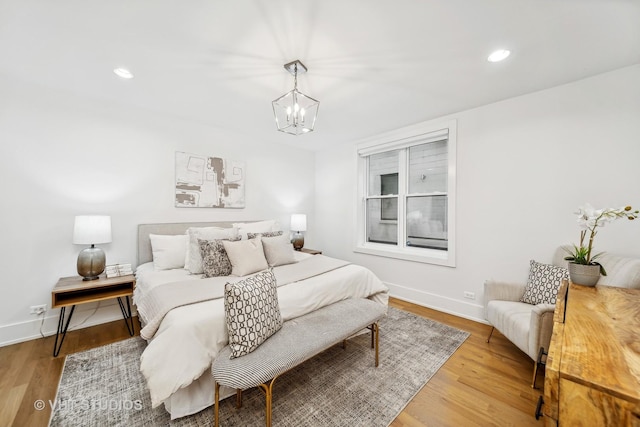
[73,215,112,245]
[290,214,307,232]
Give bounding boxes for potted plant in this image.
[564,204,638,286]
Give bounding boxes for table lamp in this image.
[73,215,112,280]
[290,214,307,250]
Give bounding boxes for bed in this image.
[134,221,389,419]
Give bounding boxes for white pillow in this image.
[184,226,238,274]
[261,234,297,267]
[223,237,269,276]
[232,220,278,239]
[149,234,188,270]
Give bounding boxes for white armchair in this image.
[484,248,640,388]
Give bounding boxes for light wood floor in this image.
[0,298,543,426]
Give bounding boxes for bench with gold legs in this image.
[212,298,386,427]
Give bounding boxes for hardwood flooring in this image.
[0,298,542,426]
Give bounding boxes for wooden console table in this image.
[541,281,640,426]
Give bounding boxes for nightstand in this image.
[299,248,322,255]
[51,274,136,356]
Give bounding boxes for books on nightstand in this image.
[106,263,133,278]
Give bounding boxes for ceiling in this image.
[1,1,639,151]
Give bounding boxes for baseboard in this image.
[0,301,138,347]
[386,281,488,325]
[2,283,482,347]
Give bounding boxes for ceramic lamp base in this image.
[292,233,304,251]
[77,245,106,281]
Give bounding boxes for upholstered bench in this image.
[212,298,387,427]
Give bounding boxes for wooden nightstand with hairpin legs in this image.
[51,274,136,356]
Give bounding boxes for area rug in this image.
[50,307,469,426]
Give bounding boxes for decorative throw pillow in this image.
[199,237,240,278]
[224,269,283,358]
[223,237,269,276]
[185,227,238,274]
[520,260,569,305]
[246,230,283,239]
[149,234,188,270]
[261,234,297,267]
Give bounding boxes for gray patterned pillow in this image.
[185,227,238,274]
[224,269,282,358]
[199,237,240,278]
[247,231,283,239]
[520,260,569,305]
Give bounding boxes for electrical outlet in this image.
[463,291,475,300]
[30,304,46,315]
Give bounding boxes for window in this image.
[356,120,456,266]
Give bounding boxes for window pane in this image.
[380,173,398,195]
[408,141,447,194]
[381,197,397,221]
[380,173,398,220]
[366,199,397,245]
[368,150,399,196]
[406,195,447,250]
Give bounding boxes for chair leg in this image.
[532,346,547,389]
[486,326,495,343]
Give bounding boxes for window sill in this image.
[353,243,455,267]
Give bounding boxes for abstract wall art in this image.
[175,151,245,208]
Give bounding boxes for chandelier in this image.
[272,60,319,135]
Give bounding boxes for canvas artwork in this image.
[175,151,245,208]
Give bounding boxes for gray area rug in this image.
[50,307,469,426]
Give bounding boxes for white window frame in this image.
[354,119,456,267]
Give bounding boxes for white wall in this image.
[315,64,640,322]
[0,75,316,346]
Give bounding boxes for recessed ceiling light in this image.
[487,49,511,63]
[113,68,134,79]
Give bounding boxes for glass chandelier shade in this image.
[272,60,319,135]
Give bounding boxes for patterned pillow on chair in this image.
[520,260,569,305]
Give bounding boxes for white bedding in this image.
[134,252,389,419]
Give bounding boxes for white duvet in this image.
[134,253,389,419]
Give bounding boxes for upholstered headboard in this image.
[137,221,238,267]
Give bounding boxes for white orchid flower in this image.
[569,202,638,267]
